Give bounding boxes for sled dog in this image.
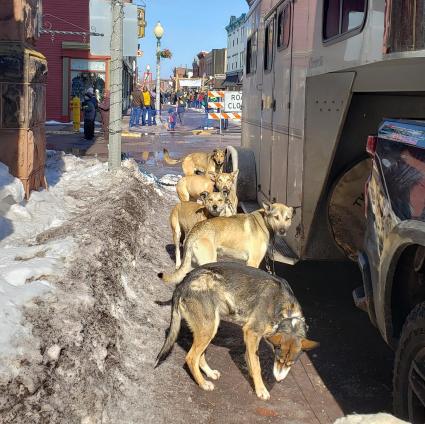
[214,170,239,215]
[176,171,236,202]
[170,191,235,268]
[155,262,318,400]
[158,202,294,284]
[163,148,225,176]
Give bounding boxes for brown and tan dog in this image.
[215,169,239,214]
[163,148,226,176]
[170,191,234,268]
[155,262,318,400]
[158,202,294,284]
[175,171,237,202]
[176,173,216,202]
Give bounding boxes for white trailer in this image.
[228,0,425,263]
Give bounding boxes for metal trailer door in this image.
[270,1,292,203]
[259,12,276,201]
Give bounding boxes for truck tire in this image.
[393,302,425,423]
[225,146,257,202]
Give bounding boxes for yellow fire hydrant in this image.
[71,96,81,132]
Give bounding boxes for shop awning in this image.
[223,73,242,86]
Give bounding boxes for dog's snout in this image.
[213,204,218,210]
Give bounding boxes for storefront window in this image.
[70,59,106,102]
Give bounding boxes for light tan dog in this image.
[176,173,216,202]
[159,202,294,284]
[215,170,239,215]
[176,171,236,202]
[163,148,225,176]
[170,191,233,268]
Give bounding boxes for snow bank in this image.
[1,152,107,392]
[334,413,408,423]
[0,154,198,423]
[45,121,72,125]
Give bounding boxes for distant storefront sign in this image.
[179,78,202,88]
[70,59,106,72]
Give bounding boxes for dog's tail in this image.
[158,237,194,284]
[163,148,183,165]
[154,295,182,367]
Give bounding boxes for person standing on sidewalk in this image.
[129,85,142,128]
[150,88,157,126]
[167,107,177,131]
[202,93,212,129]
[141,86,152,126]
[99,90,110,141]
[82,93,96,140]
[177,96,186,125]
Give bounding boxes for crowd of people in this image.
[79,85,227,139]
[129,85,159,128]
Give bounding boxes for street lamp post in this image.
[153,22,164,125]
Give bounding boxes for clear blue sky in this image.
[137,0,248,79]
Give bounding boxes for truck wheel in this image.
[393,302,425,423]
[225,146,257,202]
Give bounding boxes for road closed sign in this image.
[224,91,242,113]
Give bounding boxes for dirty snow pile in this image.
[0,153,204,423]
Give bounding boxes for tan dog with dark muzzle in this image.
[159,202,294,284]
[170,191,235,268]
[155,262,318,400]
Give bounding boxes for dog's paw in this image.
[256,387,270,400]
[207,369,221,380]
[200,381,215,391]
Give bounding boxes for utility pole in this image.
[108,0,123,170]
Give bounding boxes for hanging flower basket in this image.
[158,49,172,59]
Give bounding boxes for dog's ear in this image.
[199,191,209,202]
[262,201,272,214]
[301,338,320,351]
[231,169,239,180]
[212,149,218,154]
[207,171,216,182]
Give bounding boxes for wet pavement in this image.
[45,107,395,422]
[46,107,241,177]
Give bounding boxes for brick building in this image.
[37,0,136,122]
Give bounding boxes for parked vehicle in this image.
[227,0,425,420]
[361,119,425,422]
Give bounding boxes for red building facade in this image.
[37,0,110,122]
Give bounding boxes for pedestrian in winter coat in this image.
[86,87,98,109]
[129,86,142,128]
[167,107,177,131]
[82,94,96,140]
[141,86,152,126]
[150,89,157,125]
[177,97,185,125]
[99,90,110,141]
